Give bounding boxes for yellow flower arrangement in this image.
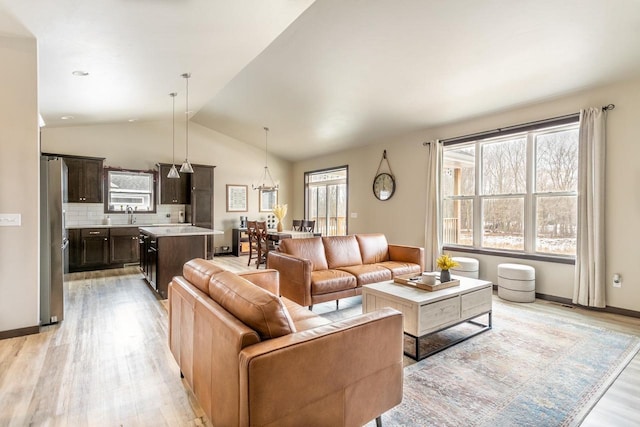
[272,204,288,221]
[436,253,459,271]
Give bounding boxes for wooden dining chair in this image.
[292,219,303,231]
[246,221,260,267]
[301,220,315,232]
[255,221,273,268]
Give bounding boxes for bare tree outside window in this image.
[535,129,579,254]
[441,123,578,257]
[482,138,526,195]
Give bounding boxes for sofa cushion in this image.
[279,237,329,271]
[208,270,296,340]
[282,297,331,331]
[356,234,391,264]
[378,260,422,277]
[337,264,392,286]
[183,258,225,294]
[311,269,357,295]
[323,235,363,269]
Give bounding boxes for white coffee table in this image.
[362,276,493,360]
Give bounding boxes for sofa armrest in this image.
[238,269,280,295]
[389,244,425,271]
[267,251,313,306]
[238,308,404,427]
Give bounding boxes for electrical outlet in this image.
[613,274,622,288]
[0,213,21,226]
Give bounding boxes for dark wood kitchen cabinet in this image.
[109,227,140,264]
[65,156,104,203]
[186,164,216,257]
[69,226,140,272]
[80,228,109,267]
[139,229,206,298]
[157,163,190,204]
[68,229,81,271]
[138,232,158,290]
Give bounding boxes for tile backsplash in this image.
[65,203,187,227]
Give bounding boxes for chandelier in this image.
[252,127,279,192]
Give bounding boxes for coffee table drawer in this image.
[419,296,460,335]
[461,286,492,319]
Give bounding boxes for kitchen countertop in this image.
[138,225,223,237]
[67,223,190,229]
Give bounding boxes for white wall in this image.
[0,34,39,333]
[41,120,293,250]
[294,76,640,312]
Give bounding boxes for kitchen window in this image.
[442,119,579,259]
[104,168,156,213]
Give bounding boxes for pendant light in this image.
[252,126,279,191]
[167,92,180,179]
[180,72,194,173]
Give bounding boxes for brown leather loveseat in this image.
[169,258,404,427]
[268,233,424,308]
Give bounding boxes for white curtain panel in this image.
[424,140,442,271]
[573,108,606,308]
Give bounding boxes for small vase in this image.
[277,221,283,232]
[440,269,451,283]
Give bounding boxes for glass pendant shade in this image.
[252,126,279,191]
[167,164,180,178]
[180,160,194,174]
[168,92,180,179]
[180,72,194,173]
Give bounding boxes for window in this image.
[442,121,579,258]
[104,169,156,213]
[305,166,348,236]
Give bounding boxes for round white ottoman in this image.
[451,257,479,279]
[497,263,536,302]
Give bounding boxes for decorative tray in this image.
[393,273,460,292]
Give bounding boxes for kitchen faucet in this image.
[126,206,136,224]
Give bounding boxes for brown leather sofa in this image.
[267,233,424,308]
[168,258,404,427]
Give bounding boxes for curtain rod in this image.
[423,104,615,146]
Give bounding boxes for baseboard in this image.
[491,284,640,318]
[0,325,40,341]
[535,293,640,319]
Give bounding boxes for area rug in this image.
[364,302,640,427]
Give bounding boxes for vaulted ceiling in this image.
[2,0,640,161]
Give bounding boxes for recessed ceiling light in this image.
[128,118,138,122]
[72,70,89,76]
[60,115,74,120]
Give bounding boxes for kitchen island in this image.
[138,226,222,298]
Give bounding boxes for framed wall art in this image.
[226,184,248,212]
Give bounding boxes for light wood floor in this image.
[0,256,638,426]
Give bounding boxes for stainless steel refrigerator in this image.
[40,156,68,325]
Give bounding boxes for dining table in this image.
[267,230,321,242]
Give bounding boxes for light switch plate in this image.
[0,213,21,226]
